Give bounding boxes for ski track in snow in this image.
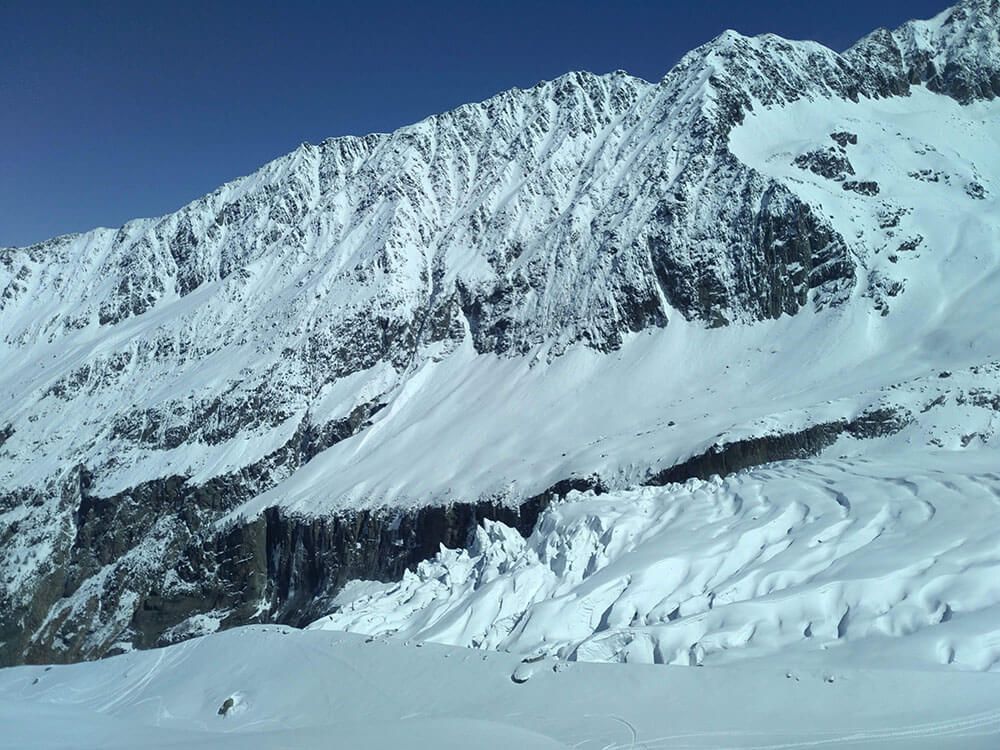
[609,705,1000,750]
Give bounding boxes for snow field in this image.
[3,626,1000,749]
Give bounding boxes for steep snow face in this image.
[3,2,1000,664]
[730,88,1000,330]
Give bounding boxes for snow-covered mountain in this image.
[2,0,999,666]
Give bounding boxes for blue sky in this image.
[1,0,948,247]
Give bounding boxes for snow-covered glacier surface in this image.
[316,449,1000,671]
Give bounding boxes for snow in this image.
[297,81,1000,674]
[212,84,999,515]
[312,449,1000,671]
[3,6,998,528]
[3,626,1000,749]
[7,64,1000,663]
[4,4,1000,743]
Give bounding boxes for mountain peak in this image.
[848,0,1000,103]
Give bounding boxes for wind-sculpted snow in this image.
[315,451,1000,671]
[2,0,1000,663]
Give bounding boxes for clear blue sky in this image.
[2,0,949,247]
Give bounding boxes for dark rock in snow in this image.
[794,148,856,180]
[842,180,881,196]
[830,131,859,147]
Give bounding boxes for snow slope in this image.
[3,626,1000,750]
[234,84,1000,513]
[1,2,995,514]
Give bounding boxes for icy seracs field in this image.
[316,449,1000,671]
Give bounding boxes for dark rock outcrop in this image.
[842,180,880,196]
[5,468,605,665]
[794,148,855,180]
[646,408,911,486]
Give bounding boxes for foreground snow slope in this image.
[3,626,1000,750]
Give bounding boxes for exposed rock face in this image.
[8,470,603,664]
[1,1,998,665]
[845,0,1000,103]
[646,409,912,486]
